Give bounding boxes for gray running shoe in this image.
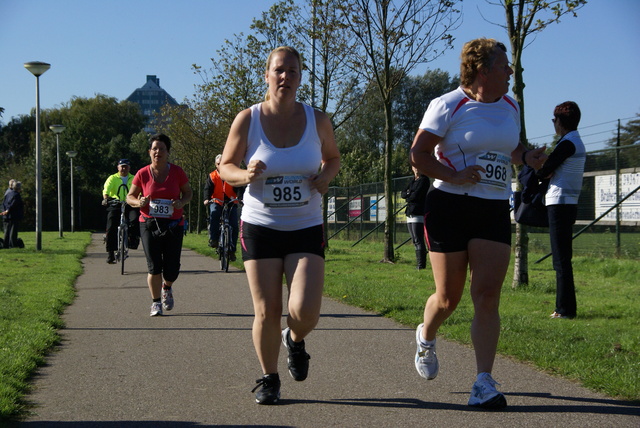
[468,372,507,409]
[150,301,163,317]
[161,287,174,311]
[415,323,439,380]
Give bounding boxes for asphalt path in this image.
[14,234,640,427]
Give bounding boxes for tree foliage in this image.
[334,69,459,188]
[0,95,146,231]
[491,0,587,287]
[607,115,640,148]
[339,0,461,262]
[156,99,227,232]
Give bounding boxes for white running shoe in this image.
[468,372,507,409]
[414,323,439,380]
[150,301,163,317]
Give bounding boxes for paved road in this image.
[15,234,640,427]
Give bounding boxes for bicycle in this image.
[107,184,130,275]
[209,197,242,272]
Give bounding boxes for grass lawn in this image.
[0,231,91,419]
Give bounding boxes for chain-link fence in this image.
[326,144,639,259]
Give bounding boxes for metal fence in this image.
[326,144,639,259]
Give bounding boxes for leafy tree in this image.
[393,69,459,152]
[1,95,146,231]
[607,115,640,148]
[339,0,461,262]
[157,99,226,232]
[250,0,301,52]
[603,114,640,169]
[492,0,587,287]
[193,33,268,130]
[334,69,458,186]
[290,1,362,126]
[0,114,36,168]
[334,82,385,187]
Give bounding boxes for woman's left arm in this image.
[512,143,548,170]
[310,111,340,195]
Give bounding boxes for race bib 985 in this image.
[263,175,311,208]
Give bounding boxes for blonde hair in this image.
[459,38,507,87]
[264,46,302,102]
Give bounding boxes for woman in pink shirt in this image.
[127,133,193,317]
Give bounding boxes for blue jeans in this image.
[209,203,238,252]
[548,204,577,318]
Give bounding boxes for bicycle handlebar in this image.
[208,198,243,206]
[107,198,126,205]
[105,183,130,208]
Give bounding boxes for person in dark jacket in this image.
[401,167,430,269]
[2,181,25,248]
[536,101,585,319]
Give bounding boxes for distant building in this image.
[126,75,179,133]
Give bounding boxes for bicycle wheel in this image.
[220,225,230,272]
[118,225,127,275]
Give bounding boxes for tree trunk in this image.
[511,223,529,288]
[382,98,395,263]
[510,32,529,288]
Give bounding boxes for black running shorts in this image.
[240,221,325,261]
[424,189,511,253]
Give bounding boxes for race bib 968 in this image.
[476,152,511,189]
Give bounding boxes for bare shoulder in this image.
[313,108,334,136]
[313,108,331,124]
[232,108,253,128]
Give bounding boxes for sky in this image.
[1,0,639,151]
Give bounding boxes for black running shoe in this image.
[282,327,310,381]
[252,373,280,405]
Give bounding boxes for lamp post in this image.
[24,61,51,250]
[66,151,78,232]
[50,124,66,238]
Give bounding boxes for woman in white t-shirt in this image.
[409,38,546,410]
[219,46,340,405]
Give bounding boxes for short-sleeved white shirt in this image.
[419,87,520,200]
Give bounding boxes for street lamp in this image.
[66,151,78,232]
[24,61,51,250]
[50,124,65,238]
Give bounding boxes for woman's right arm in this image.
[219,109,266,186]
[410,129,484,186]
[127,183,148,208]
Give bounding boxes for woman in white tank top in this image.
[219,46,340,405]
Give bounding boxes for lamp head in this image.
[24,61,51,77]
[50,124,65,134]
[66,151,78,158]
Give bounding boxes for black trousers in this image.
[140,218,184,282]
[105,206,140,252]
[548,204,578,318]
[3,219,20,248]
[407,221,427,269]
